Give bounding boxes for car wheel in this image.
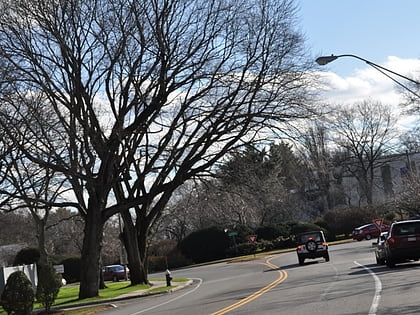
[298,257,305,265]
[324,253,330,262]
[306,240,317,252]
[376,256,385,265]
[386,257,396,268]
[365,234,372,240]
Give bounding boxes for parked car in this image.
[385,220,420,268]
[375,231,388,265]
[352,223,390,241]
[296,231,329,266]
[102,265,129,281]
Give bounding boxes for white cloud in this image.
[317,56,420,130]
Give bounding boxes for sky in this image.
[297,0,420,128]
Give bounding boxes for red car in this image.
[102,265,129,282]
[385,220,420,267]
[352,223,390,241]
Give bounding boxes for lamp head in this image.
[316,55,338,65]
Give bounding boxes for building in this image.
[0,244,26,267]
[333,151,420,207]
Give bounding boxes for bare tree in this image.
[0,211,36,247]
[327,100,397,205]
[45,208,85,256]
[217,144,304,225]
[395,176,420,218]
[297,121,336,211]
[0,0,316,297]
[399,126,420,153]
[162,143,309,237]
[0,151,70,266]
[157,182,205,242]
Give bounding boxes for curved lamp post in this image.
[316,54,420,99]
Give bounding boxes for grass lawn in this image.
[53,278,188,307]
[0,278,189,314]
[52,281,151,307]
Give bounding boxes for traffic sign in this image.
[373,218,384,230]
[53,264,64,274]
[248,235,257,243]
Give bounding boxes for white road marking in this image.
[354,261,382,315]
[130,278,203,315]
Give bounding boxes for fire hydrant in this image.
[165,269,172,287]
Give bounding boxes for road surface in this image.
[99,241,420,314]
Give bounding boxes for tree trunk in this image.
[137,222,149,283]
[121,209,147,285]
[33,215,48,267]
[79,205,105,299]
[99,256,106,289]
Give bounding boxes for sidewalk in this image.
[117,279,192,298]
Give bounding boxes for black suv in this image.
[385,220,420,268]
[296,231,329,265]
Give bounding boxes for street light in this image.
[316,54,420,99]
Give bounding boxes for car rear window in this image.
[298,233,322,243]
[392,222,420,236]
[113,266,124,271]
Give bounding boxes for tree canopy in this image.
[0,0,315,297]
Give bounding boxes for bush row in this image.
[7,205,396,283]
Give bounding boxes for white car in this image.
[375,231,388,265]
[296,231,329,265]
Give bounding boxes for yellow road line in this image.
[210,257,288,315]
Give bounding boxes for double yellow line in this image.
[210,257,288,315]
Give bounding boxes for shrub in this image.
[36,263,62,313]
[384,211,396,222]
[272,237,295,249]
[148,251,193,273]
[255,226,282,241]
[226,242,257,256]
[0,271,34,315]
[256,240,275,252]
[13,247,40,266]
[61,256,81,283]
[48,254,65,266]
[290,222,325,235]
[178,227,230,263]
[232,225,255,244]
[147,256,167,273]
[166,250,192,269]
[322,206,375,237]
[313,219,329,232]
[148,239,177,257]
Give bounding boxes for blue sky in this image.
[296,0,420,129]
[298,0,420,77]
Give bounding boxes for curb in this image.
[58,280,194,311]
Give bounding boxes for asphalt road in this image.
[99,241,420,315]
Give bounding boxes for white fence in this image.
[0,264,38,295]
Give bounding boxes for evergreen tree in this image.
[36,263,62,313]
[0,271,34,315]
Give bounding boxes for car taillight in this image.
[387,237,395,245]
[322,242,327,246]
[297,245,302,250]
